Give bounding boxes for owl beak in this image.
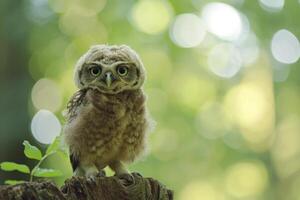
[104,72,113,87]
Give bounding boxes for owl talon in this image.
[116,173,135,186]
[132,172,143,177]
[96,170,106,177]
[87,175,97,182]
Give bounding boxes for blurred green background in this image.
[1,0,300,199]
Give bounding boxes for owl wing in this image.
[63,88,88,122]
[69,152,80,172]
[64,89,89,173]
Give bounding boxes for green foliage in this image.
[33,168,63,177]
[0,136,66,185]
[23,141,42,160]
[45,136,61,155]
[0,162,30,174]
[4,180,25,185]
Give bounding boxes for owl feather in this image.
[65,88,88,122]
[63,45,154,180]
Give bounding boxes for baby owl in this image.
[63,44,153,179]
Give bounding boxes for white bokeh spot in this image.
[170,13,206,48]
[236,32,260,66]
[259,0,284,12]
[208,43,242,78]
[31,109,61,144]
[202,2,242,41]
[31,78,63,112]
[271,29,300,64]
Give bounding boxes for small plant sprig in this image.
[0,136,66,185]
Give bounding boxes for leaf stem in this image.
[29,152,54,182]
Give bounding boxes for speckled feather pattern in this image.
[63,44,154,176]
[64,88,151,169]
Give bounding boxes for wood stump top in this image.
[0,173,173,200]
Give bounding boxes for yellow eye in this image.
[117,65,128,76]
[90,66,102,76]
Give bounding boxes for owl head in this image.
[74,44,146,94]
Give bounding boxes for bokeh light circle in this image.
[236,32,260,66]
[273,64,290,82]
[31,110,61,144]
[48,0,107,15]
[170,13,206,48]
[225,161,269,198]
[208,43,242,78]
[59,9,106,36]
[202,2,242,41]
[195,103,227,140]
[130,0,173,35]
[31,78,63,112]
[259,0,284,12]
[271,29,300,64]
[179,181,222,200]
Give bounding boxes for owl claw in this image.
[96,170,106,177]
[131,172,143,178]
[87,175,97,182]
[116,173,135,186]
[86,170,106,182]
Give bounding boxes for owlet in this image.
[63,45,154,179]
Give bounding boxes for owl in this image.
[63,44,154,181]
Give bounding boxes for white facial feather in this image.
[73,44,146,90]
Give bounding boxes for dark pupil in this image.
[91,67,100,75]
[118,67,126,74]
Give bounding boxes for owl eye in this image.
[117,65,128,76]
[90,66,102,76]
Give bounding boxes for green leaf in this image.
[33,168,62,177]
[23,140,42,160]
[0,162,30,174]
[46,136,61,155]
[5,180,25,185]
[57,145,69,158]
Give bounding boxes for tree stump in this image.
[0,173,173,200]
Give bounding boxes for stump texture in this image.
[0,173,173,200]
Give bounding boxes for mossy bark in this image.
[0,173,173,200]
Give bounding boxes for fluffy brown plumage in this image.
[63,45,154,177]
